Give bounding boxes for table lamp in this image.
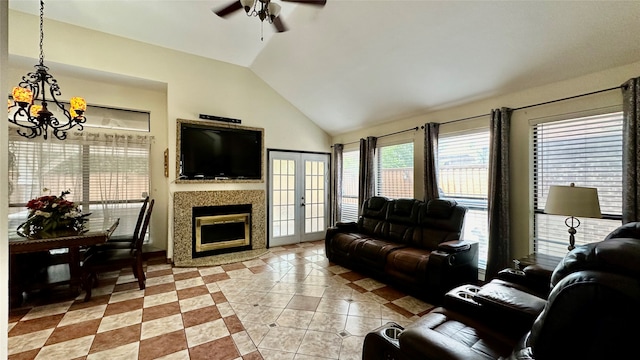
[544,183,602,251]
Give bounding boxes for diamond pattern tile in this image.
[8,240,434,359]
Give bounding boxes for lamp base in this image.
[565,216,580,251]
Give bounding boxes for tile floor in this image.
[7,240,435,360]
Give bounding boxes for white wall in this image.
[333,60,640,259]
[7,10,332,259]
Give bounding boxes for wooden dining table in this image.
[8,218,120,307]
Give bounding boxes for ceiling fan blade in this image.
[281,0,327,6]
[273,17,288,32]
[213,1,243,18]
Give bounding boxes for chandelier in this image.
[7,0,86,140]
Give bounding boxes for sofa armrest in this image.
[325,222,359,261]
[437,240,472,253]
[473,280,547,335]
[335,221,358,231]
[426,241,479,297]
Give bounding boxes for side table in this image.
[513,253,562,272]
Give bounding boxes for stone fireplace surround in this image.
[173,190,267,267]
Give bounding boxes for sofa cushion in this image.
[604,221,640,240]
[425,199,457,218]
[353,239,406,271]
[358,196,390,236]
[385,247,431,286]
[385,199,420,243]
[399,307,516,360]
[330,232,370,261]
[411,200,466,249]
[551,237,640,286]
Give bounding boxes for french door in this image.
[268,150,330,247]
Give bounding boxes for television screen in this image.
[179,123,263,180]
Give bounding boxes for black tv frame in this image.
[175,118,264,183]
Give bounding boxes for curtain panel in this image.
[331,144,344,225]
[622,77,640,224]
[358,136,377,215]
[486,107,513,279]
[423,122,440,201]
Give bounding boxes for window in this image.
[533,112,623,258]
[438,130,490,269]
[8,132,151,239]
[375,142,414,199]
[340,149,360,222]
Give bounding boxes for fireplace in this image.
[173,190,266,267]
[192,204,252,258]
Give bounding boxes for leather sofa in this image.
[362,223,640,360]
[325,196,478,300]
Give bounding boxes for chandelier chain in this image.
[39,0,44,65]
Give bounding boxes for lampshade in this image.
[12,87,33,105]
[268,2,281,19]
[70,97,87,112]
[241,0,255,12]
[30,104,43,117]
[544,184,602,218]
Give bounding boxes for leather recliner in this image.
[362,225,640,360]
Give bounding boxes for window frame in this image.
[374,140,415,200]
[437,128,490,270]
[531,108,623,258]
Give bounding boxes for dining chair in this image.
[82,197,149,258]
[106,196,150,245]
[82,199,154,301]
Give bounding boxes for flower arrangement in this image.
[17,189,91,238]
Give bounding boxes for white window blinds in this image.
[340,150,360,223]
[375,142,414,199]
[8,132,151,239]
[438,129,490,269]
[533,112,623,257]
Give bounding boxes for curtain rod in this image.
[441,85,621,125]
[332,126,419,147]
[331,84,622,147]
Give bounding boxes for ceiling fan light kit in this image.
[240,0,281,22]
[214,0,326,39]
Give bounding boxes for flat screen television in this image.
[178,121,263,180]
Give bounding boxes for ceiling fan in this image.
[213,0,327,33]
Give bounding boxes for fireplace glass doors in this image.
[192,204,251,257]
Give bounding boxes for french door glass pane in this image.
[305,160,325,233]
[272,159,296,237]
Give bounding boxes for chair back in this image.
[134,199,154,252]
[132,197,150,242]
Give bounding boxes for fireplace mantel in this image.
[173,190,267,266]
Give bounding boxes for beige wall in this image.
[1,1,9,357]
[333,61,640,259]
[6,10,332,259]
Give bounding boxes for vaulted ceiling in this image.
[9,0,640,135]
